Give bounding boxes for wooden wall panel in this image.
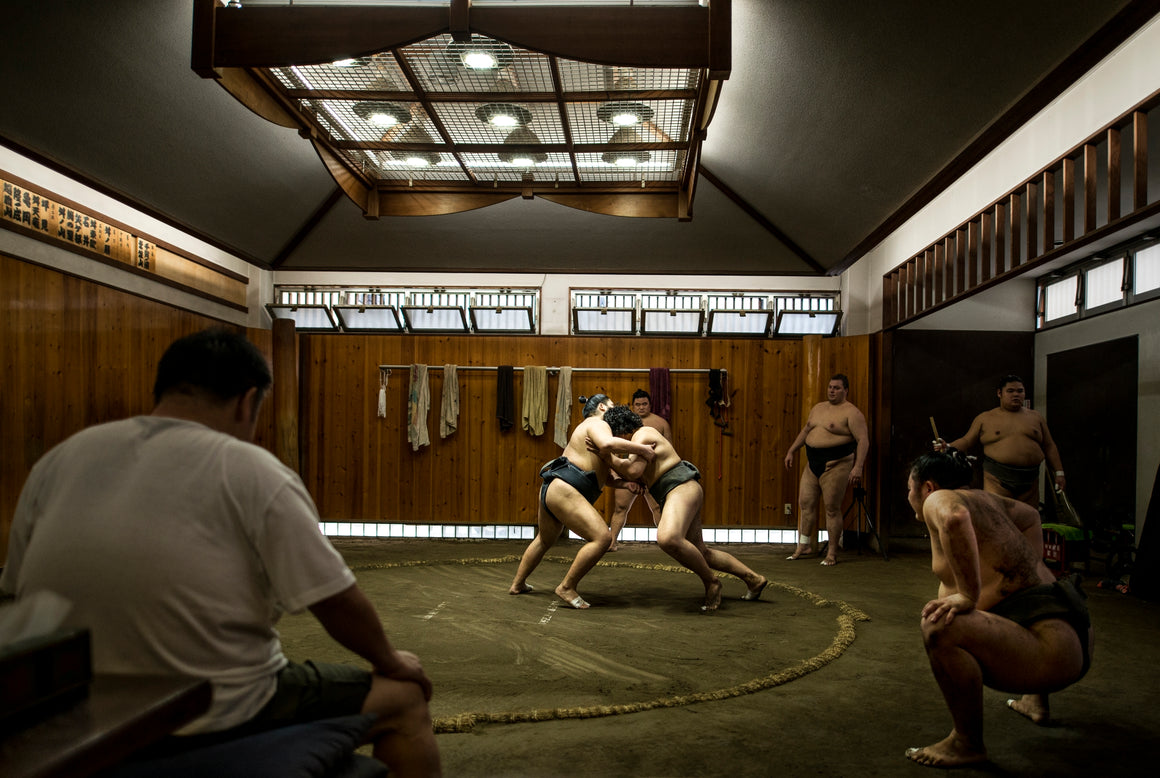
[0,253,274,560]
[295,332,867,530]
[2,253,874,557]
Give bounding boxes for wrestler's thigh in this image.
[798,468,821,505]
[612,485,638,512]
[546,481,609,541]
[535,490,564,541]
[656,483,704,542]
[927,610,1085,692]
[818,455,853,509]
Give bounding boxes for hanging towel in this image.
[522,366,548,436]
[554,366,573,448]
[649,367,671,420]
[407,364,430,451]
[496,365,516,431]
[377,368,389,419]
[440,364,459,438]
[706,368,724,420]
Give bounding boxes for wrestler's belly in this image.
[804,430,853,448]
[983,437,1044,468]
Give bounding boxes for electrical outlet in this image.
[784,503,792,515]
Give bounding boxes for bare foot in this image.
[608,544,619,553]
[1007,695,1050,725]
[820,556,838,566]
[701,579,723,612]
[904,731,987,768]
[555,584,590,609]
[508,582,534,595]
[741,575,769,601]
[786,545,816,560]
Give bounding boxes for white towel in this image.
[377,368,388,418]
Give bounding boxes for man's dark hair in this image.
[631,388,651,402]
[997,374,1025,390]
[578,393,610,418]
[153,328,272,405]
[604,405,643,436]
[909,449,974,489]
[831,373,849,390]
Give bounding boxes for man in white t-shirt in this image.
[0,329,441,777]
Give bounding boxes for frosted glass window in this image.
[573,308,635,334]
[1135,244,1160,294]
[706,310,773,336]
[775,311,840,335]
[1084,258,1123,309]
[1043,276,1078,322]
[641,309,704,335]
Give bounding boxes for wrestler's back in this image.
[562,417,610,481]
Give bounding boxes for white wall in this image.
[843,14,1160,337]
[1035,298,1160,537]
[899,277,1036,332]
[0,146,269,329]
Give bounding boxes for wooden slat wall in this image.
[0,253,273,560]
[297,332,872,529]
[2,252,874,558]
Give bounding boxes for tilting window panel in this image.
[1084,258,1125,310]
[1134,243,1160,295]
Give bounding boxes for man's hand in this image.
[376,649,434,701]
[784,451,794,470]
[920,592,975,624]
[849,467,863,487]
[585,436,598,454]
[932,438,947,452]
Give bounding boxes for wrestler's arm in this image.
[921,492,982,624]
[849,407,870,483]
[784,411,816,468]
[944,413,984,452]
[588,420,656,461]
[611,429,657,481]
[1039,414,1066,491]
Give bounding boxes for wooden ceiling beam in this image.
[194,0,726,70]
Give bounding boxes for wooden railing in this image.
[883,91,1160,328]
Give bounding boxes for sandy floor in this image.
[277,538,1160,777]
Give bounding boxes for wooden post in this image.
[272,317,299,472]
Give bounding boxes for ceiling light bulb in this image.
[405,155,431,167]
[369,112,399,127]
[510,155,534,167]
[611,112,640,127]
[490,113,519,128]
[462,51,497,69]
[615,156,638,167]
[332,58,359,68]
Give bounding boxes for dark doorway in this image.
[885,330,1035,537]
[1046,336,1138,534]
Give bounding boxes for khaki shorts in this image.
[159,661,372,754]
[251,660,372,727]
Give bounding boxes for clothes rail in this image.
[377,365,725,374]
